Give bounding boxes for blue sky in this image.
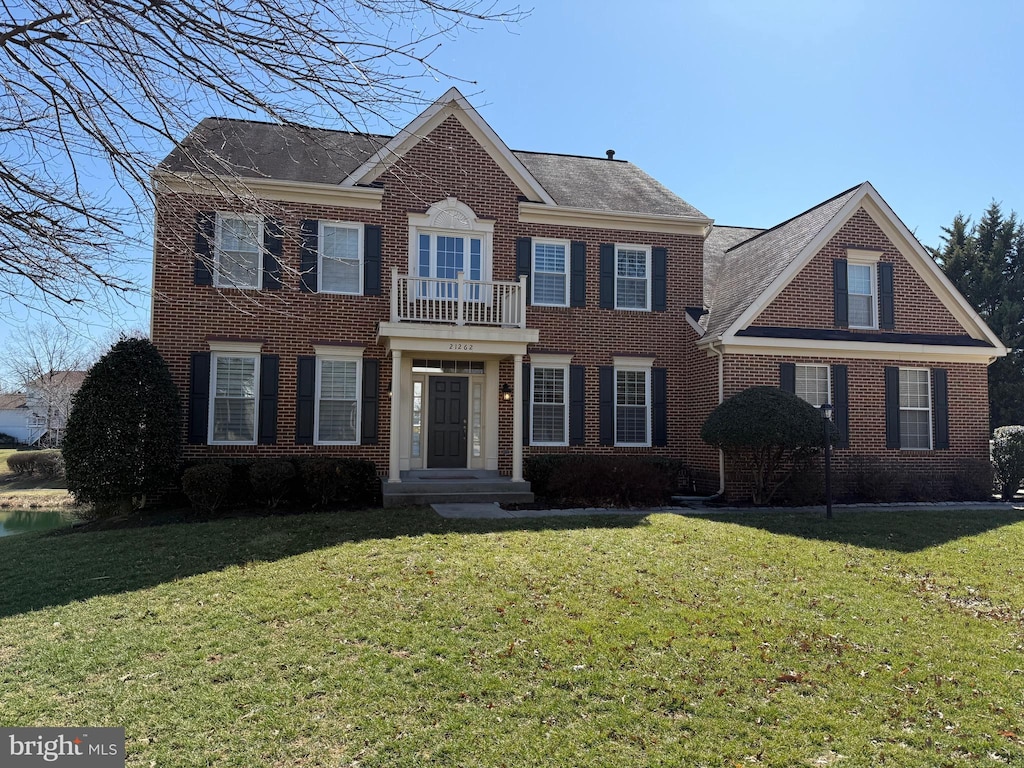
[3,0,1021,366]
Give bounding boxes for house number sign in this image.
[449,343,474,351]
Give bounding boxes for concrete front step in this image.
[382,473,533,507]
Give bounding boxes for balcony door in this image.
[428,376,468,468]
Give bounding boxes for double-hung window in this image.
[795,364,830,408]
[210,352,259,444]
[531,364,568,445]
[319,222,363,294]
[316,353,361,445]
[615,363,651,446]
[615,245,651,310]
[532,240,569,306]
[899,368,932,450]
[214,213,262,289]
[847,262,877,329]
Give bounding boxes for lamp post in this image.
[820,403,834,520]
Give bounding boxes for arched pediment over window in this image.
[408,198,494,282]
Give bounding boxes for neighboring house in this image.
[0,392,37,445]
[0,371,85,446]
[150,88,1007,503]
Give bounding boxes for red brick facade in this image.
[152,103,1001,502]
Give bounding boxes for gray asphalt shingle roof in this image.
[701,185,861,339]
[158,118,708,219]
[702,225,765,314]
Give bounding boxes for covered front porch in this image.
[378,311,539,507]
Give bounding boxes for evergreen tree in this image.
[63,337,182,517]
[932,202,1024,427]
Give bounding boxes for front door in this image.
[428,377,468,468]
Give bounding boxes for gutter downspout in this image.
[710,342,726,496]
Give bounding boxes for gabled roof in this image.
[702,186,858,339]
[157,90,706,220]
[26,370,87,390]
[702,225,765,314]
[342,87,555,205]
[0,393,27,410]
[699,182,1007,356]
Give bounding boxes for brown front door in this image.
[428,377,468,468]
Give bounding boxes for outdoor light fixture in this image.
[501,383,512,402]
[821,403,834,520]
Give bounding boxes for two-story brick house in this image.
[151,88,1007,503]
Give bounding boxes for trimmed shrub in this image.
[249,459,297,509]
[297,457,380,508]
[5,450,63,477]
[775,450,824,506]
[524,454,682,507]
[948,458,994,501]
[0,432,16,446]
[992,426,1024,500]
[181,463,233,516]
[63,338,182,517]
[701,386,836,505]
[839,457,902,503]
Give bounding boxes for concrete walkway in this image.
[432,499,1024,519]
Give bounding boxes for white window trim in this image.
[614,244,652,312]
[208,348,261,446]
[214,212,263,290]
[408,198,494,282]
[847,250,880,330]
[531,239,570,307]
[613,357,653,447]
[530,354,572,447]
[318,221,364,295]
[794,363,831,409]
[313,345,364,446]
[899,367,933,451]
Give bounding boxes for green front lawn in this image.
[1,506,1023,766]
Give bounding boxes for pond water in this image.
[0,509,73,537]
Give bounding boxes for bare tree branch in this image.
[0,0,526,318]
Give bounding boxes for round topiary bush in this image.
[992,425,1024,501]
[182,463,233,516]
[62,337,182,517]
[701,386,836,505]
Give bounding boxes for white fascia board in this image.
[342,87,555,205]
[685,312,708,337]
[519,201,712,236]
[724,184,870,338]
[714,334,1006,364]
[153,172,384,210]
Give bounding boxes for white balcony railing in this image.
[390,268,527,328]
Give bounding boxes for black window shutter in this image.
[599,365,614,445]
[933,368,949,450]
[831,364,849,449]
[516,237,532,305]
[361,358,379,445]
[300,220,318,293]
[364,225,382,297]
[570,241,587,308]
[522,362,531,447]
[878,261,894,330]
[569,365,585,445]
[258,355,279,444]
[296,356,315,444]
[652,247,668,312]
[263,219,283,291]
[194,212,215,286]
[884,366,900,449]
[833,258,849,328]
[652,367,668,446]
[599,244,615,309]
[779,362,796,394]
[188,352,211,444]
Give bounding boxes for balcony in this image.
[390,268,527,329]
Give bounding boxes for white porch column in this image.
[512,353,523,482]
[388,349,402,483]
